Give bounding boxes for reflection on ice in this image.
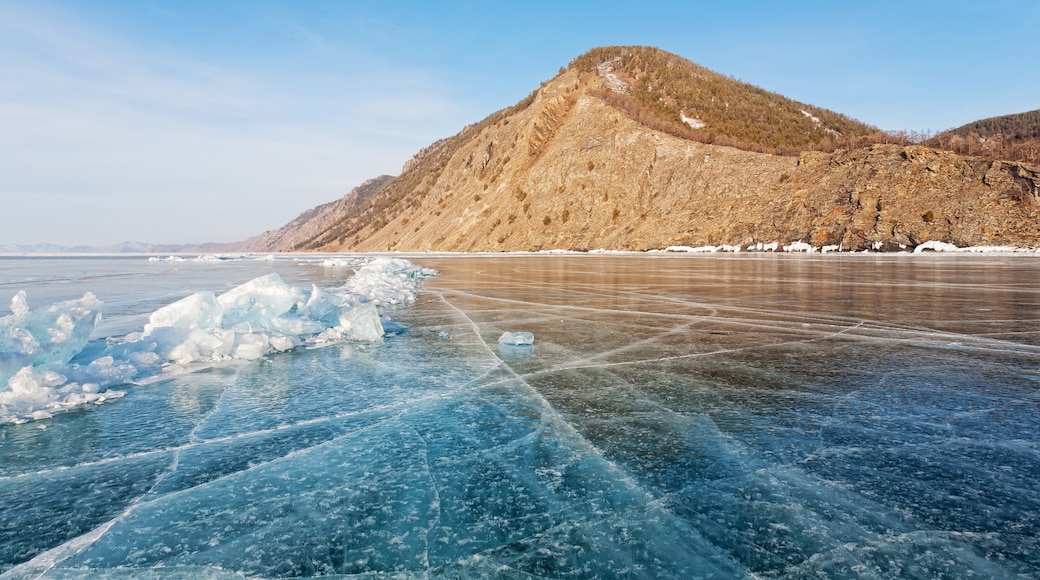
[2,254,1040,577]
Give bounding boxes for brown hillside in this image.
[254,47,1040,253]
[930,109,1040,166]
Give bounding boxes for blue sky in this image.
[2,0,1038,246]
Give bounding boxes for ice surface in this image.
[2,254,1040,578]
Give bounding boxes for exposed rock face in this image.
[785,147,1039,248]
[259,56,1040,252]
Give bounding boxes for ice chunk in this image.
[68,355,137,386]
[145,291,223,333]
[343,258,437,308]
[132,272,399,365]
[913,240,959,253]
[498,331,534,346]
[269,335,296,352]
[0,366,125,424]
[232,333,269,360]
[299,285,339,326]
[160,327,235,364]
[321,257,366,268]
[10,290,29,316]
[783,241,815,253]
[1,291,102,387]
[338,303,384,342]
[217,273,298,330]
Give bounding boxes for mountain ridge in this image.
[930,109,1040,166]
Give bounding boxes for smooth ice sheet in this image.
[2,254,1040,578]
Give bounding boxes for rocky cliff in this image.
[253,47,1040,252]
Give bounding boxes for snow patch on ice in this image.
[913,241,959,253]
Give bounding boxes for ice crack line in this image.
[436,287,712,321]
[535,320,867,374]
[398,422,438,580]
[431,291,685,514]
[4,407,416,579]
[2,380,240,579]
[0,396,442,482]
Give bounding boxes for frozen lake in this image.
[2,253,1039,578]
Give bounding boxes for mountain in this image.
[253,46,1040,252]
[250,175,395,252]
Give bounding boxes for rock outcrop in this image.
[254,48,1040,252]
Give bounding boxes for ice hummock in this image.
[0,258,435,424]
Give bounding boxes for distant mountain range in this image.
[251,45,1040,252]
[0,240,250,255]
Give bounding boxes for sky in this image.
[2,0,1038,247]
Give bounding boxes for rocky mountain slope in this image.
[250,175,394,252]
[253,46,1040,252]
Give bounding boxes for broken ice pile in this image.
[0,258,436,424]
[0,290,120,422]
